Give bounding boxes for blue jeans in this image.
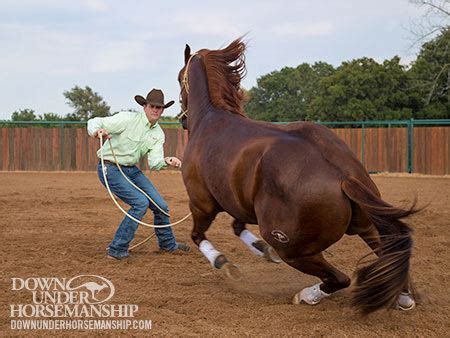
[97,163,178,258]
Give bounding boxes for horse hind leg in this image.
[191,205,241,281]
[358,226,416,311]
[288,253,351,306]
[232,220,282,263]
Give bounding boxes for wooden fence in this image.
[333,126,449,174]
[0,126,449,174]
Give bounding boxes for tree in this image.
[38,113,64,121]
[408,28,449,118]
[245,62,335,121]
[409,0,449,45]
[11,108,37,121]
[63,86,110,121]
[309,57,414,121]
[408,1,449,118]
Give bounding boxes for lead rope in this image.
[98,132,192,251]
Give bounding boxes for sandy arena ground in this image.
[0,171,449,336]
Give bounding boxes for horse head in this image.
[177,38,247,131]
[176,44,192,130]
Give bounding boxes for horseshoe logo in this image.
[271,230,289,243]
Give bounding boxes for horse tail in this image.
[341,176,417,314]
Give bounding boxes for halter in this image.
[177,53,197,119]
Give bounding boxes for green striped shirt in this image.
[87,111,167,170]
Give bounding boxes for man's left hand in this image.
[165,157,182,168]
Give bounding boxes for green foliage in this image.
[408,27,449,118]
[246,28,449,122]
[245,62,335,121]
[39,113,64,121]
[63,85,110,121]
[309,56,414,121]
[11,108,37,121]
[10,110,66,122]
[8,109,68,127]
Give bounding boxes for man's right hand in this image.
[94,129,111,139]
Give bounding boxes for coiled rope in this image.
[98,132,191,251]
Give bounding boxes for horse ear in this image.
[184,44,191,64]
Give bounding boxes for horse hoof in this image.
[263,246,282,264]
[292,283,330,305]
[221,262,242,281]
[396,292,416,311]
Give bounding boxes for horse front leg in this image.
[190,204,241,280]
[232,220,282,263]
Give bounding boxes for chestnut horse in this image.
[177,38,417,314]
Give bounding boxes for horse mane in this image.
[198,37,247,116]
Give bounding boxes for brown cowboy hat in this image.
[134,88,174,108]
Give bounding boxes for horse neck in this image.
[187,57,212,130]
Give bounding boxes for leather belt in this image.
[100,160,134,168]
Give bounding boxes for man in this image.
[87,88,190,260]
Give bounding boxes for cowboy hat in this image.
[134,88,174,108]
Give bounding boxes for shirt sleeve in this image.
[87,112,130,136]
[147,132,167,171]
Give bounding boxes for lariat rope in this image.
[98,132,192,251]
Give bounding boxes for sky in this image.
[0,0,442,119]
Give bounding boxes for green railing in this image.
[1,119,449,127]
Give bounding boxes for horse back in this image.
[278,121,380,195]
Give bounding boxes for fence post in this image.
[361,122,365,167]
[407,118,414,173]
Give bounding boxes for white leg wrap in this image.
[239,229,264,256]
[396,292,416,310]
[293,283,330,305]
[199,240,222,268]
